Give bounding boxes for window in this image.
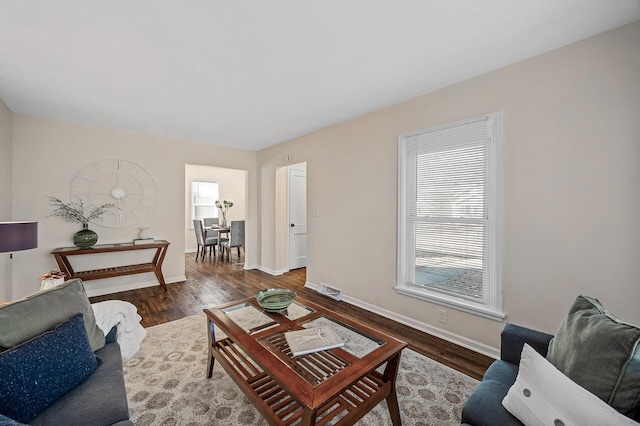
[397,112,504,320]
[191,180,219,224]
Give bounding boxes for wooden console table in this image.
[51,240,170,292]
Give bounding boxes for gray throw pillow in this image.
[0,279,105,352]
[546,295,640,418]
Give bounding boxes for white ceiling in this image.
[1,1,639,151]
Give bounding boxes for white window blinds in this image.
[191,180,219,223]
[397,112,503,319]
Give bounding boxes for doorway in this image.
[184,164,247,257]
[287,163,307,270]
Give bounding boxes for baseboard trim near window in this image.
[325,285,501,360]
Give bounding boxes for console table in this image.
[51,240,170,292]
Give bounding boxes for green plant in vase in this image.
[215,199,233,227]
[48,196,115,247]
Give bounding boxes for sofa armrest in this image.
[500,323,553,365]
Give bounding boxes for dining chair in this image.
[193,219,218,260]
[221,220,245,261]
[203,217,219,227]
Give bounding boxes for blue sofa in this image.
[463,295,640,425]
[460,323,554,426]
[26,327,133,426]
[0,279,133,425]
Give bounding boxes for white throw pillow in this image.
[502,344,638,426]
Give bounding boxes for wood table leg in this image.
[54,253,74,278]
[152,245,169,292]
[301,407,316,426]
[384,351,403,425]
[217,229,229,260]
[207,317,216,378]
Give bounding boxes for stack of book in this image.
[284,326,344,357]
[133,238,155,245]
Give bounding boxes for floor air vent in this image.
[313,283,343,301]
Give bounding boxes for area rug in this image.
[124,314,478,425]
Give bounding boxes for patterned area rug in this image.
[124,314,478,425]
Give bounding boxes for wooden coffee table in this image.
[204,296,407,425]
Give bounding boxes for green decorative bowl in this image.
[255,288,297,312]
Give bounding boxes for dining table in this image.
[204,225,230,258]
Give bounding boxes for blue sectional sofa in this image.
[462,295,640,425]
[461,323,553,425]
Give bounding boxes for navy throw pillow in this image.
[0,313,100,423]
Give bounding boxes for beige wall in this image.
[184,164,247,252]
[3,21,638,355]
[0,99,11,219]
[0,99,13,300]
[10,115,257,298]
[257,22,640,354]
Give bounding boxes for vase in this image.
[73,224,98,247]
[138,227,151,239]
[221,211,227,228]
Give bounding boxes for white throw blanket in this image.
[91,300,147,359]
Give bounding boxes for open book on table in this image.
[284,326,345,357]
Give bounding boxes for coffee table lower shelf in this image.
[212,338,392,426]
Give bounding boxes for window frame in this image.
[190,179,219,227]
[396,112,505,321]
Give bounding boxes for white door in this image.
[288,166,307,270]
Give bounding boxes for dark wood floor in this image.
[90,252,492,380]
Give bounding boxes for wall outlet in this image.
[438,308,447,324]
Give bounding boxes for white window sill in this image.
[395,285,505,321]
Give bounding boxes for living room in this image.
[1,4,639,423]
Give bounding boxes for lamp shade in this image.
[0,221,38,253]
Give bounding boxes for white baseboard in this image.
[344,293,499,359]
[85,276,186,297]
[304,280,499,359]
[196,261,286,276]
[248,265,288,276]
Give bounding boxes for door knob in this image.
[290,223,295,227]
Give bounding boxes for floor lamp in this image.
[0,221,38,301]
